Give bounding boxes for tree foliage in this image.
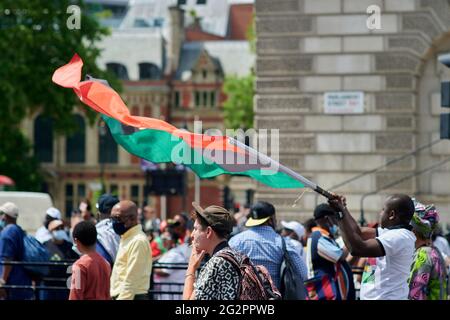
[223,74,255,130]
[0,0,120,190]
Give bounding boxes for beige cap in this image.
[192,202,234,234]
[0,202,19,219]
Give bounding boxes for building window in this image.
[106,62,129,80]
[177,0,187,5]
[174,91,181,108]
[109,184,118,196]
[65,184,74,217]
[98,120,118,164]
[210,91,216,107]
[203,91,208,107]
[139,63,161,80]
[66,114,86,163]
[194,90,217,108]
[77,184,86,199]
[131,184,140,207]
[202,70,208,79]
[197,0,207,4]
[65,183,87,217]
[34,115,53,163]
[195,91,201,108]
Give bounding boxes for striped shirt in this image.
[229,226,308,288]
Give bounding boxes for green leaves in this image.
[0,0,120,190]
[223,74,255,130]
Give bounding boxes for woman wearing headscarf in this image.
[408,199,448,300]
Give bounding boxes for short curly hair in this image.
[73,221,97,246]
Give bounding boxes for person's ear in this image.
[389,210,396,220]
[206,226,213,239]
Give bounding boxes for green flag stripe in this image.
[103,115,305,189]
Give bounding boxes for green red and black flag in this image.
[52,54,332,197]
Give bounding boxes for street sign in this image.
[324,91,364,114]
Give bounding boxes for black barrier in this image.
[0,260,75,300]
[0,260,189,300]
[1,261,365,300]
[150,261,189,300]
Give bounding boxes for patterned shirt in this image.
[229,226,308,288]
[194,243,240,300]
[408,246,448,300]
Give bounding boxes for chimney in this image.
[168,6,185,75]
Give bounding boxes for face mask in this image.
[0,219,5,229]
[72,244,82,256]
[53,230,69,241]
[329,224,339,236]
[112,220,129,235]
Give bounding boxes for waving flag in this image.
[52,54,332,195]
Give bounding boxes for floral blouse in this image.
[408,246,448,300]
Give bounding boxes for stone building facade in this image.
[254,0,450,225]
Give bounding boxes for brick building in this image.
[24,1,254,219]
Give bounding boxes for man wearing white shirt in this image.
[329,194,416,300]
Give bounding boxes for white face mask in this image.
[52,230,70,242]
[72,244,82,256]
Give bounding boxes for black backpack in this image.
[279,237,307,300]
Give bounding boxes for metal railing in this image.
[150,262,189,300]
[0,261,372,300]
[0,260,189,300]
[0,260,75,300]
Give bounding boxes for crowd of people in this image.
[0,192,449,300]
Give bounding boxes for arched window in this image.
[106,62,129,80]
[34,115,53,162]
[98,120,118,164]
[139,63,161,80]
[66,114,86,163]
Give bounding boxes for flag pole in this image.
[229,138,334,200]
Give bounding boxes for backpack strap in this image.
[216,249,244,294]
[280,236,293,269]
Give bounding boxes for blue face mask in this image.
[112,220,129,235]
[53,230,69,242]
[329,224,339,236]
[0,219,5,229]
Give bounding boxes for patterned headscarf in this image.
[410,198,440,239]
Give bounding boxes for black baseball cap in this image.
[192,202,234,234]
[314,203,336,220]
[246,201,275,227]
[96,194,119,214]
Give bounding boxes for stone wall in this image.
[254,0,450,224]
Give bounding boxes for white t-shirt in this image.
[360,227,416,300]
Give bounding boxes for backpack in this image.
[279,237,308,300]
[217,249,281,300]
[22,232,50,278]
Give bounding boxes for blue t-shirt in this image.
[0,224,33,300]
